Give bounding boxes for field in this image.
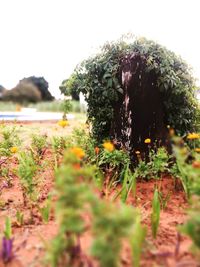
[0,119,200,267]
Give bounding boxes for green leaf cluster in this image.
[61,36,199,142]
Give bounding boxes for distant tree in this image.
[0,85,6,99]
[2,83,42,103]
[59,73,81,101]
[20,76,54,101]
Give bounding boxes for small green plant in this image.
[18,151,38,206]
[149,147,170,179]
[130,216,147,267]
[0,125,20,157]
[114,163,137,203]
[16,211,24,226]
[47,148,145,267]
[0,167,13,187]
[180,197,200,250]
[39,196,52,224]
[136,147,170,180]
[46,150,97,267]
[0,217,14,264]
[151,188,160,239]
[70,127,97,163]
[4,217,12,239]
[158,190,171,210]
[31,134,47,160]
[91,200,139,267]
[172,137,200,199]
[51,136,67,170]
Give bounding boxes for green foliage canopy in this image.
[63,37,199,141]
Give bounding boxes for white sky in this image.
[0,0,199,98]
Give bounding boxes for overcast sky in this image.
[0,0,199,98]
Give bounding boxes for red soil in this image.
[0,150,199,267]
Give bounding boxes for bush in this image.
[20,76,54,101]
[62,36,199,142]
[2,83,42,104]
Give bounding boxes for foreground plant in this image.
[18,151,38,207]
[172,136,200,198]
[0,125,20,157]
[47,148,146,267]
[39,195,52,224]
[31,134,47,160]
[91,201,143,267]
[180,196,200,250]
[130,216,147,267]
[151,188,160,239]
[0,217,14,264]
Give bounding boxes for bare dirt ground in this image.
[0,122,199,267]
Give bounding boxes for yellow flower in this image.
[187,133,200,140]
[194,148,200,153]
[70,147,85,159]
[144,138,151,144]
[58,120,69,128]
[103,141,114,152]
[10,146,18,153]
[135,150,140,155]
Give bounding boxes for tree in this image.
[59,74,80,101]
[0,85,6,99]
[2,83,42,103]
[20,76,54,101]
[61,36,199,157]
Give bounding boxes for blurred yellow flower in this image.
[103,141,114,152]
[58,120,69,128]
[194,148,200,153]
[16,105,21,112]
[10,146,18,153]
[192,161,200,169]
[169,128,175,136]
[144,138,151,144]
[94,147,100,155]
[187,133,200,140]
[70,147,85,159]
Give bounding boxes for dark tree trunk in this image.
[110,53,170,162]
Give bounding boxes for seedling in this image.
[0,125,20,157]
[158,190,171,210]
[31,134,47,161]
[16,211,24,227]
[18,151,38,207]
[0,217,14,264]
[151,188,160,239]
[39,196,52,224]
[130,216,147,267]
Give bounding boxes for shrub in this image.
[2,83,42,103]
[62,36,199,142]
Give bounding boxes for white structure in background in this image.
[79,92,87,112]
